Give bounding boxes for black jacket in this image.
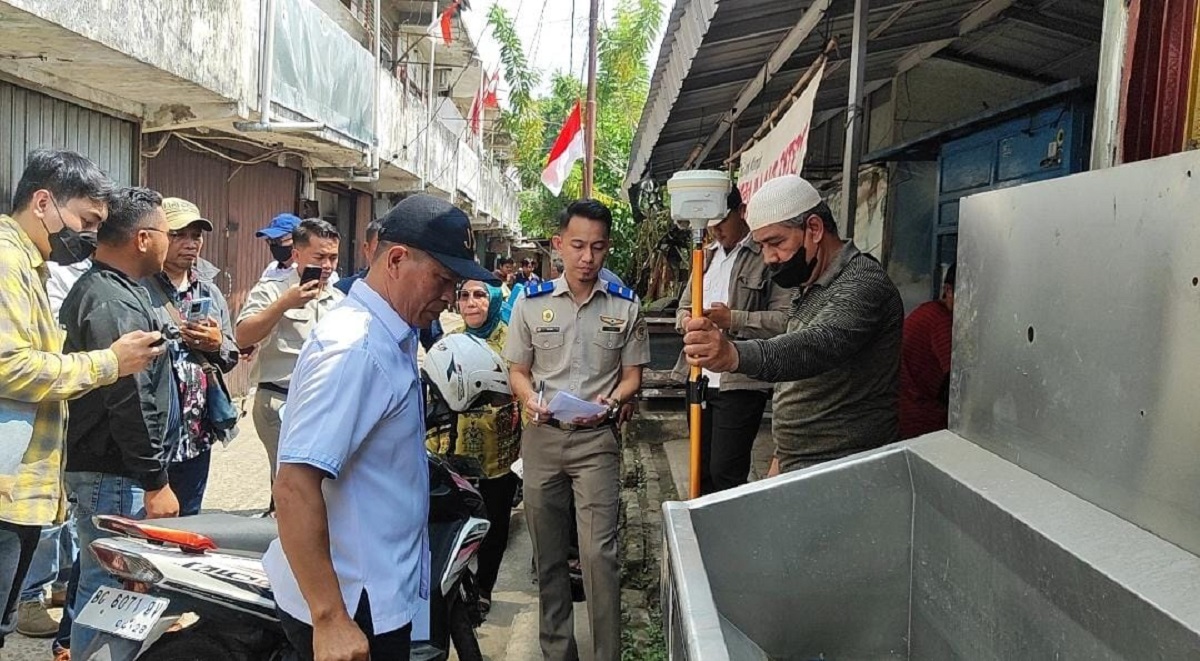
[60,261,174,489]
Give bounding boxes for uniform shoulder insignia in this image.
[525,281,556,298]
[604,280,636,302]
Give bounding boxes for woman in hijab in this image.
[427,279,520,614]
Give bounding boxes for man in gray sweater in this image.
[682,174,903,475]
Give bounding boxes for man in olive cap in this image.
[683,174,904,474]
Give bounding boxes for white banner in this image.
[737,63,825,202]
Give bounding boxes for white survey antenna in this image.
[667,170,731,232]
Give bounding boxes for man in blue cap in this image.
[257,213,302,279]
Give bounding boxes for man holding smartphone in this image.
[144,198,240,516]
[236,219,343,486]
[59,187,176,654]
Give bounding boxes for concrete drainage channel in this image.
[620,414,685,661]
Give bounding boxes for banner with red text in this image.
[737,63,825,202]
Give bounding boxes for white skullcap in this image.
[745,174,823,231]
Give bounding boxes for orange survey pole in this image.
[688,240,706,499]
[667,169,729,501]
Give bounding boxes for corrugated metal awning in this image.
[627,0,1105,187]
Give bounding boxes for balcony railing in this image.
[269,0,520,228]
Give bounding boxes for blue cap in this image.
[256,213,302,239]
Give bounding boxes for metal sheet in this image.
[668,447,915,660]
[907,434,1200,660]
[952,149,1200,558]
[663,431,1200,659]
[0,79,136,208]
[146,138,300,396]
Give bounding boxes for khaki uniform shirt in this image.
[237,270,344,387]
[504,277,650,404]
[671,238,791,391]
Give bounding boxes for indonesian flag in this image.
[541,101,584,196]
[469,69,500,134]
[429,0,463,46]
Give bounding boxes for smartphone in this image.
[184,297,212,323]
[151,325,182,347]
[300,265,323,285]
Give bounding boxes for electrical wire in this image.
[528,0,551,65]
[142,132,310,171]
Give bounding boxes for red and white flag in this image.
[541,100,584,196]
[469,69,500,134]
[428,0,462,46]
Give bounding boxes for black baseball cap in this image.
[377,194,499,284]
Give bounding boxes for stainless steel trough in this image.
[662,151,1200,660]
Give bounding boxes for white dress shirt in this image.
[262,280,430,634]
[701,235,750,388]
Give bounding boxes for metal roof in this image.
[627,0,1106,187]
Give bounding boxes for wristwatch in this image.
[606,399,621,420]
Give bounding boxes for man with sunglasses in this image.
[0,151,162,653]
[59,187,179,654]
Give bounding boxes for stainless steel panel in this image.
[664,432,1200,659]
[666,447,915,660]
[952,149,1200,557]
[907,436,1200,660]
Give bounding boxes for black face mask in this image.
[42,201,97,265]
[49,228,97,265]
[269,242,293,265]
[768,243,817,288]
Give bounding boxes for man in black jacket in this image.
[59,187,175,654]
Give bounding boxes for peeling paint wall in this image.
[7,0,256,104]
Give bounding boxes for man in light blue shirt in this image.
[263,194,499,661]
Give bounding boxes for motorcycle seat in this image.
[151,513,278,554]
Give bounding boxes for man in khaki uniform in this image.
[235,218,343,480]
[505,199,649,661]
[672,187,790,493]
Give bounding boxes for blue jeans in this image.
[168,450,212,517]
[0,520,40,648]
[19,518,78,603]
[65,471,146,655]
[53,558,79,651]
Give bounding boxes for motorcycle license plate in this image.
[75,586,169,641]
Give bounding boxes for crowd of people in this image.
[0,147,955,661]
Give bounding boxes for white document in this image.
[547,391,608,420]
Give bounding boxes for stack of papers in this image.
[547,391,608,420]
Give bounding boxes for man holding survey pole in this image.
[504,199,649,661]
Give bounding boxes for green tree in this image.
[488,0,663,281]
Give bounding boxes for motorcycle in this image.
[74,450,489,661]
[74,333,514,661]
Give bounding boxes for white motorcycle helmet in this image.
[422,333,511,412]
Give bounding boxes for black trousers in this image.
[699,389,770,495]
[476,472,519,599]
[0,520,42,648]
[278,590,411,661]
